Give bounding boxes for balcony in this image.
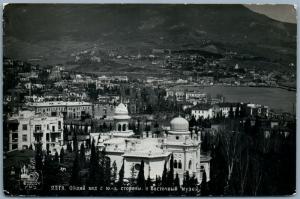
[33,130,43,134]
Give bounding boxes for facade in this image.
[28,101,93,119]
[191,103,239,119]
[191,104,213,119]
[162,116,210,183]
[166,87,207,103]
[7,110,64,154]
[246,104,269,117]
[92,103,210,185]
[93,103,115,119]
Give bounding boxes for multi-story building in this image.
[28,101,93,119]
[7,110,64,154]
[246,104,269,117]
[185,91,207,104]
[191,103,239,119]
[93,103,115,119]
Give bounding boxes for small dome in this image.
[170,116,189,132]
[114,103,128,115]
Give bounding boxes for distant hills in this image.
[3,4,296,71]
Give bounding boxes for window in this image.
[118,124,121,131]
[46,133,49,141]
[178,160,182,169]
[35,125,41,131]
[176,136,179,140]
[174,160,178,168]
[122,124,126,131]
[12,144,18,150]
[22,135,27,142]
[58,121,61,129]
[47,124,49,130]
[52,126,55,132]
[189,160,192,169]
[135,164,141,171]
[22,124,27,130]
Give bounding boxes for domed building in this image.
[92,104,210,185]
[162,116,210,183]
[111,103,134,137]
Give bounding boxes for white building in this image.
[7,110,64,154]
[92,103,210,184]
[28,101,92,119]
[191,103,239,119]
[191,104,213,119]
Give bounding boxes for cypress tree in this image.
[79,143,86,168]
[54,151,59,163]
[167,154,174,187]
[235,104,240,118]
[70,152,80,185]
[183,171,190,188]
[67,142,73,153]
[129,164,136,186]
[111,161,117,184]
[162,161,167,186]
[229,106,234,119]
[201,169,208,196]
[60,147,65,163]
[118,160,125,188]
[89,139,98,186]
[174,173,181,191]
[35,143,43,171]
[73,133,78,152]
[137,160,146,190]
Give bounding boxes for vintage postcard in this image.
[3,4,296,196]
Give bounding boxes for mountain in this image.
[3,4,296,70]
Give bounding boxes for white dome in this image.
[114,103,128,115]
[170,116,189,132]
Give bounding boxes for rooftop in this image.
[28,101,92,107]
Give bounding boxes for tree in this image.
[201,169,208,196]
[162,161,168,186]
[54,151,59,163]
[70,152,80,185]
[174,173,181,194]
[229,106,234,119]
[167,154,174,187]
[146,175,152,188]
[88,139,99,186]
[235,104,240,118]
[35,142,43,171]
[111,161,117,184]
[79,143,86,168]
[118,160,125,188]
[137,160,146,190]
[60,148,65,163]
[183,171,190,188]
[189,115,197,128]
[73,133,78,152]
[67,142,73,153]
[129,164,136,186]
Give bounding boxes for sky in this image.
[245,4,297,23]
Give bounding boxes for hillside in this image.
[3,4,296,71]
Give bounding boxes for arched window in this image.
[174,160,178,168]
[122,124,126,131]
[189,160,192,169]
[178,160,182,169]
[118,124,121,131]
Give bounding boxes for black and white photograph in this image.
[3,4,297,196]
